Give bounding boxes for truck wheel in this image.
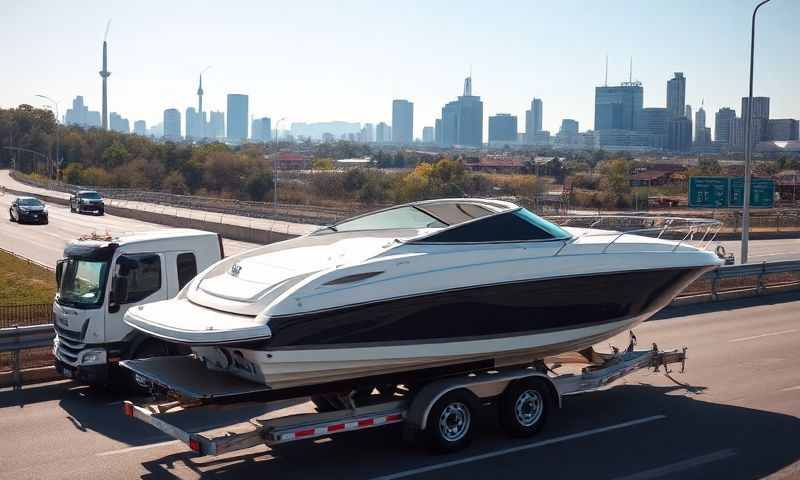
[498,378,552,438]
[425,390,476,453]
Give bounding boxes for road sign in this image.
[729,177,775,208]
[688,176,729,208]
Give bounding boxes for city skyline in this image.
[2,1,799,139]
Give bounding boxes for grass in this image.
[0,251,56,305]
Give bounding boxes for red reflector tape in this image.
[295,428,316,438]
[327,424,345,432]
[357,419,374,428]
[123,402,134,417]
[385,414,403,422]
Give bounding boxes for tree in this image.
[101,140,129,168]
[245,171,273,201]
[697,157,722,175]
[162,171,188,194]
[599,158,631,207]
[312,158,335,170]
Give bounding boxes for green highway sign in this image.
[688,176,775,209]
[688,176,729,208]
[729,177,775,208]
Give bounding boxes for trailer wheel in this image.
[498,378,551,438]
[425,390,476,453]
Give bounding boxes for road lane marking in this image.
[369,415,666,480]
[780,385,800,392]
[729,329,797,343]
[96,439,180,456]
[612,449,736,480]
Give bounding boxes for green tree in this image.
[312,158,335,170]
[245,171,274,201]
[102,140,129,168]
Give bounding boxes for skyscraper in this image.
[133,120,146,136]
[667,117,692,152]
[594,83,643,131]
[185,107,204,140]
[251,117,272,142]
[65,96,101,128]
[714,107,736,144]
[109,112,129,133]
[685,105,692,122]
[767,119,799,141]
[531,99,543,133]
[666,72,686,118]
[163,108,181,140]
[440,101,459,146]
[638,108,670,137]
[694,104,709,145]
[226,94,249,142]
[422,126,434,143]
[741,96,770,121]
[208,111,225,139]
[391,100,414,144]
[556,119,579,145]
[455,76,483,147]
[375,122,390,143]
[361,123,374,143]
[488,114,518,143]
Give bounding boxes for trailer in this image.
[121,338,687,455]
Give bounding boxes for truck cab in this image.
[53,229,224,385]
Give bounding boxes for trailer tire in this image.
[310,394,338,413]
[498,378,551,438]
[425,389,476,453]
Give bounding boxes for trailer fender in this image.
[407,370,560,431]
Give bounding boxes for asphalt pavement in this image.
[0,293,798,479]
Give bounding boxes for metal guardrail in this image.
[0,324,55,389]
[700,260,800,301]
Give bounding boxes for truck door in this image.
[106,253,168,343]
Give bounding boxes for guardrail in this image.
[0,324,55,389]
[703,260,800,301]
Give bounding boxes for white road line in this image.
[729,329,798,343]
[612,449,737,480]
[780,385,800,392]
[96,439,180,457]
[369,415,666,480]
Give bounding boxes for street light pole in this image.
[273,117,286,209]
[36,94,60,179]
[741,0,773,265]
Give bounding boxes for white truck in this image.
[53,229,225,387]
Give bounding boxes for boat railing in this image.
[547,215,722,256]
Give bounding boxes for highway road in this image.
[0,191,260,268]
[0,294,798,479]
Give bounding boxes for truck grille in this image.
[55,324,86,365]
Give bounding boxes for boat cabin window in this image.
[417,209,571,243]
[333,206,447,232]
[415,203,493,225]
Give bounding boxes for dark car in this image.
[9,196,49,224]
[69,190,104,215]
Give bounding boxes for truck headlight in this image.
[80,349,107,365]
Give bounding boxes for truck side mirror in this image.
[55,259,65,286]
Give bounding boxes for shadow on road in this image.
[129,384,800,480]
[655,290,800,321]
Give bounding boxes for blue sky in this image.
[2,0,798,138]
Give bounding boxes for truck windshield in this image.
[58,258,109,308]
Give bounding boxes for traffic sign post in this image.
[729,177,775,208]
[688,176,774,209]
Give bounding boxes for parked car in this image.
[9,196,48,224]
[70,190,105,215]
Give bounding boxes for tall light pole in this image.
[741,0,773,264]
[36,94,60,179]
[273,117,286,209]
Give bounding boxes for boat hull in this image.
[194,265,711,389]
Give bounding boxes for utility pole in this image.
[741,0,774,264]
[36,94,59,179]
[273,117,286,209]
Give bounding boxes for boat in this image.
[123,198,722,389]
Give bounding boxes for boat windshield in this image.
[332,206,448,232]
[57,258,110,309]
[415,208,571,243]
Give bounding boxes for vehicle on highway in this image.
[52,229,225,387]
[8,196,48,224]
[69,190,105,215]
[123,198,721,391]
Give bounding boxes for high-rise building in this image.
[666,72,686,118]
[767,119,799,141]
[440,101,459,146]
[694,105,710,145]
[422,126,434,143]
[741,96,770,121]
[208,111,225,139]
[133,120,146,136]
[251,117,272,142]
[488,114,517,143]
[109,112,129,133]
[65,96,101,128]
[714,107,736,144]
[594,83,643,131]
[437,77,483,147]
[375,122,390,143]
[731,117,765,149]
[556,119,579,145]
[667,116,692,152]
[391,100,414,144]
[226,94,249,142]
[163,108,181,140]
[185,107,205,140]
[685,105,692,124]
[638,107,670,137]
[529,98,543,135]
[434,118,443,145]
[148,122,163,138]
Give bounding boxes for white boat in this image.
[124,199,722,390]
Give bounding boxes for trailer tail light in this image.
[123,402,134,417]
[189,438,202,453]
